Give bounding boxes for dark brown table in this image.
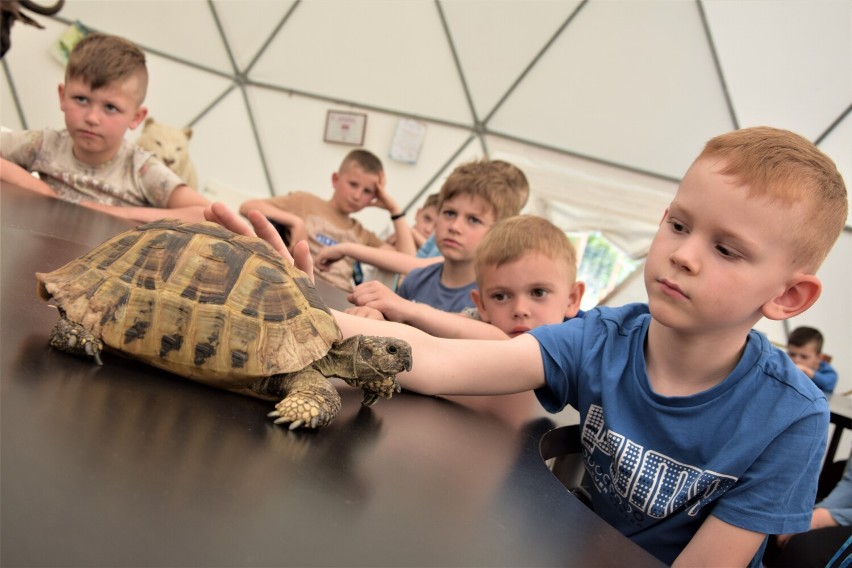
[1,184,663,567]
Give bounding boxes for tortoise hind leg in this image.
[49,316,104,365]
[265,370,342,430]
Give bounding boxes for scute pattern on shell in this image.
[36,219,341,389]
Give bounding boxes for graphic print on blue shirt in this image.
[315,233,338,247]
[582,404,737,526]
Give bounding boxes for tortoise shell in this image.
[36,219,341,390]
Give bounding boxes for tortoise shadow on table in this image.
[10,333,387,509]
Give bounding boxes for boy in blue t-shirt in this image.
[212,126,847,567]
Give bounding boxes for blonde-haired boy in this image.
[469,215,584,336]
[385,215,585,339]
[211,126,848,566]
[1,33,209,222]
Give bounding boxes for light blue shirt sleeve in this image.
[415,234,441,258]
[812,360,838,394]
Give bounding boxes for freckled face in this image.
[59,75,147,165]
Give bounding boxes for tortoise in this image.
[35,218,412,430]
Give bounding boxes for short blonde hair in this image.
[698,126,847,270]
[438,160,524,222]
[65,33,148,103]
[474,215,577,287]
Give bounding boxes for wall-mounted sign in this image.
[324,111,367,146]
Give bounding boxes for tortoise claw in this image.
[269,409,306,430]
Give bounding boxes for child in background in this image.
[464,215,585,336]
[0,33,210,222]
[414,159,530,259]
[786,326,838,394]
[315,159,529,277]
[239,149,415,291]
[344,160,521,315]
[385,193,439,250]
[349,215,585,340]
[216,125,848,566]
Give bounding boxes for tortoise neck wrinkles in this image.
[315,335,364,378]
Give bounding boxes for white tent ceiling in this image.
[2,0,849,249]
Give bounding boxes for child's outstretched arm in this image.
[334,309,545,396]
[0,158,57,197]
[317,242,441,275]
[80,185,210,223]
[207,201,546,397]
[348,280,509,340]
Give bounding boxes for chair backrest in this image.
[540,425,588,498]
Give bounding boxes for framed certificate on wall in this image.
[324,111,367,146]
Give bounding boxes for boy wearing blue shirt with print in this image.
[211,126,847,567]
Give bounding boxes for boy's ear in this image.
[564,281,586,318]
[470,289,490,322]
[128,105,148,131]
[761,274,822,321]
[57,83,66,110]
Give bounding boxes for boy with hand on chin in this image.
[240,149,416,292]
[211,126,848,567]
[1,33,209,222]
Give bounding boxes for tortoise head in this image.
[324,335,411,406]
[333,335,412,378]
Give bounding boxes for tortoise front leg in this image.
[341,375,401,407]
[49,316,104,365]
[266,370,342,430]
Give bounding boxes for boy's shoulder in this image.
[587,303,650,330]
[2,127,65,152]
[405,261,444,282]
[750,331,828,405]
